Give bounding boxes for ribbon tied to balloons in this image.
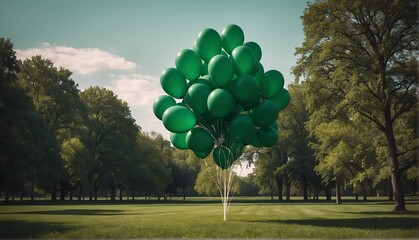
[153,24,290,169]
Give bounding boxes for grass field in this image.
[0,197,418,239]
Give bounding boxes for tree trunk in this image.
[131,189,135,201]
[276,175,283,201]
[88,178,94,201]
[303,181,308,201]
[335,182,342,204]
[325,184,332,201]
[285,181,291,201]
[361,182,368,201]
[51,185,57,201]
[30,181,35,201]
[384,106,405,211]
[119,188,123,201]
[388,178,394,201]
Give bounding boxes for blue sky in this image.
[1,0,310,140]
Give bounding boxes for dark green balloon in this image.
[249,130,263,147]
[221,24,244,54]
[186,127,214,152]
[260,70,284,98]
[269,88,291,111]
[194,148,212,159]
[160,68,187,99]
[251,99,280,127]
[153,95,176,120]
[208,54,234,88]
[162,105,196,133]
[232,75,259,102]
[184,83,212,115]
[228,114,253,142]
[175,49,202,81]
[170,132,188,150]
[213,146,234,169]
[244,41,262,62]
[207,88,234,118]
[195,28,222,62]
[257,126,278,147]
[232,45,255,76]
[241,92,260,110]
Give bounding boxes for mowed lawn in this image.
[0,197,418,239]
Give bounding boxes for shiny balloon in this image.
[194,148,212,159]
[184,83,212,115]
[160,68,187,99]
[231,75,259,102]
[162,105,196,133]
[257,126,278,147]
[195,28,222,62]
[250,62,264,87]
[170,132,189,149]
[221,24,244,54]
[213,146,233,170]
[153,95,176,120]
[251,99,280,127]
[269,88,291,111]
[207,88,234,118]
[260,70,284,98]
[232,45,255,76]
[186,127,214,152]
[208,54,234,88]
[175,49,202,81]
[244,41,262,62]
[228,114,253,142]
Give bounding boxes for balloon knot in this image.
[214,137,225,147]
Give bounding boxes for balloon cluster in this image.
[153,24,290,170]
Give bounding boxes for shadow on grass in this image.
[343,210,419,215]
[252,217,419,230]
[15,209,125,216]
[0,220,77,238]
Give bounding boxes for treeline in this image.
[0,38,204,201]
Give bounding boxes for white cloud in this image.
[106,73,170,139]
[16,42,137,75]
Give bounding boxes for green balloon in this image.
[184,83,212,115]
[194,148,212,159]
[186,127,214,152]
[244,41,262,62]
[213,146,234,169]
[162,105,196,133]
[153,95,176,120]
[251,99,280,127]
[221,24,244,54]
[241,92,260,110]
[248,130,263,147]
[257,126,278,147]
[228,114,253,142]
[207,88,234,118]
[250,62,264,87]
[232,45,255,76]
[260,70,284,98]
[170,132,188,150]
[208,55,234,88]
[195,28,222,62]
[195,110,217,125]
[175,49,202,81]
[232,75,259,102]
[269,88,291,111]
[160,68,187,99]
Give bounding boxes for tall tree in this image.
[79,87,139,200]
[0,39,60,201]
[295,0,417,210]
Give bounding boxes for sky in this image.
[1,0,310,142]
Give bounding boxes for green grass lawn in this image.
[0,197,418,239]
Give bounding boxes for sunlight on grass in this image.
[0,197,418,238]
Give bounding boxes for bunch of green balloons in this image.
[153,24,290,170]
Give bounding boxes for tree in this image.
[295,0,417,211]
[79,87,139,200]
[0,38,60,201]
[18,55,85,200]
